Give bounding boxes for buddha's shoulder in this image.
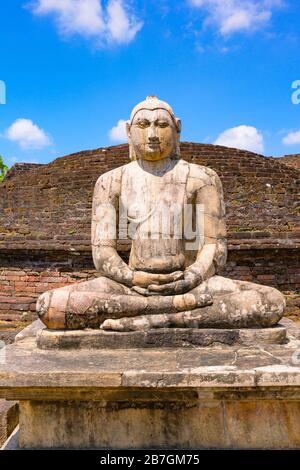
[184,160,222,188]
[94,165,126,196]
[95,162,133,186]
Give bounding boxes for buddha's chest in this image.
[120,162,190,222]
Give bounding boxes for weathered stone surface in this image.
[15,319,45,342]
[281,317,300,340]
[0,321,300,394]
[0,400,18,447]
[17,399,300,450]
[37,324,287,350]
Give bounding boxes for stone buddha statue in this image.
[37,97,285,331]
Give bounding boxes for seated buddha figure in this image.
[37,97,285,331]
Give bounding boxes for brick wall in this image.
[0,266,97,322]
[1,143,299,250]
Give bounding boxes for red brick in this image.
[25,276,40,282]
[41,271,60,277]
[257,275,276,281]
[0,285,14,292]
[35,285,50,294]
[1,270,26,276]
[40,277,65,283]
[4,276,21,282]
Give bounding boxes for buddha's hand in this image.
[132,270,184,289]
[136,268,203,296]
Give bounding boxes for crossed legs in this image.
[100,276,286,331]
[37,275,285,331]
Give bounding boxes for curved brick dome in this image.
[0,143,299,253]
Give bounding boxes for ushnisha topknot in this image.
[129,96,177,124]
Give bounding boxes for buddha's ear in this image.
[126,121,136,160]
[126,121,131,139]
[175,118,181,135]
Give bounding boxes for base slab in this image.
[37,325,287,349]
[18,397,300,449]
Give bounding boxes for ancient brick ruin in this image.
[0,143,299,323]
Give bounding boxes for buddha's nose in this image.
[148,124,159,142]
[149,136,160,143]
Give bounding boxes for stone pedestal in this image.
[17,395,300,450]
[0,319,300,449]
[37,324,287,349]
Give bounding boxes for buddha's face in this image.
[127,109,181,161]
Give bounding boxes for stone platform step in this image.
[37,324,287,350]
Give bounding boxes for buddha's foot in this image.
[100,287,286,332]
[100,310,206,332]
[100,294,213,332]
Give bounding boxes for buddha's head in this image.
[126,96,181,161]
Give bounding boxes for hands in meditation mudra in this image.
[37,97,285,331]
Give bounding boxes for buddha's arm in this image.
[188,180,227,280]
[92,171,134,287]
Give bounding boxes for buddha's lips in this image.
[147,145,161,150]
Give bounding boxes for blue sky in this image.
[1,0,300,166]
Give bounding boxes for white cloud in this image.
[282,129,300,146]
[214,125,264,153]
[32,0,105,36]
[107,0,142,43]
[5,118,52,150]
[29,0,143,45]
[188,0,283,36]
[109,119,127,142]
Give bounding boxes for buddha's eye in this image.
[135,120,150,129]
[157,121,169,128]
